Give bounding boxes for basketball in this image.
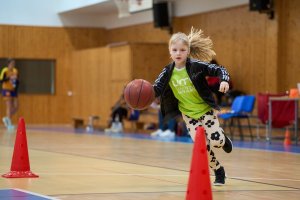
[124,79,155,110]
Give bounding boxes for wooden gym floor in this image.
[0,126,299,200]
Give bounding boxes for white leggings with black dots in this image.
[182,109,225,170]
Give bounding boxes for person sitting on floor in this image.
[105,94,139,133]
[150,98,178,138]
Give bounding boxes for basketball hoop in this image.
[129,0,152,14]
[114,0,131,18]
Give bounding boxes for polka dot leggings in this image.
[182,109,225,170]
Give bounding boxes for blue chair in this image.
[219,95,255,141]
[218,96,245,140]
[243,96,256,112]
[238,95,255,141]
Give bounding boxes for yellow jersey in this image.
[0,67,18,91]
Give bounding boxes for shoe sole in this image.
[223,135,233,153]
[213,172,227,186]
[213,182,225,186]
[2,118,9,127]
[7,126,15,131]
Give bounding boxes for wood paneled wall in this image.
[277,0,300,92]
[71,47,111,126]
[0,25,107,124]
[70,44,169,126]
[107,23,170,44]
[131,43,170,82]
[108,1,300,95]
[173,5,279,94]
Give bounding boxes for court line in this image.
[35,173,300,183]
[26,126,300,154]
[37,173,187,176]
[51,189,300,198]
[229,176,300,182]
[230,177,300,190]
[234,146,300,155]
[37,172,187,185]
[0,143,189,173]
[3,133,300,195]
[35,172,300,191]
[2,144,299,191]
[0,188,58,200]
[14,189,58,200]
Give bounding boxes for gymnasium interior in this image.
[0,0,299,199]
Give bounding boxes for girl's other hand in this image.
[219,81,229,93]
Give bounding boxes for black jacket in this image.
[153,58,230,122]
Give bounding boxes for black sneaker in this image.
[214,166,226,186]
[222,135,233,153]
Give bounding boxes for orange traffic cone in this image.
[2,117,39,178]
[283,128,292,146]
[186,127,212,200]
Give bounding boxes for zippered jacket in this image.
[153,58,230,122]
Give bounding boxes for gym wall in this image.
[0,0,299,124]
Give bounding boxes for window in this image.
[0,58,55,94]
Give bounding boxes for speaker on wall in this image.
[249,0,270,11]
[249,0,274,19]
[153,2,170,28]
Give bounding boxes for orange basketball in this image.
[124,79,155,110]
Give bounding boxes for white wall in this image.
[173,0,248,17]
[0,0,62,27]
[58,0,108,12]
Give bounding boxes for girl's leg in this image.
[3,98,13,127]
[200,109,232,185]
[6,98,13,119]
[199,110,225,149]
[158,111,164,130]
[11,98,18,116]
[182,114,221,170]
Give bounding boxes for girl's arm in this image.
[204,62,230,83]
[0,72,10,83]
[153,67,168,98]
[200,62,230,93]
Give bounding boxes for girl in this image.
[153,28,232,185]
[0,59,19,130]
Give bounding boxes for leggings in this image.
[182,109,225,170]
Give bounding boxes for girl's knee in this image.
[209,131,225,147]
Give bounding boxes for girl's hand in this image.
[10,75,17,80]
[219,81,229,93]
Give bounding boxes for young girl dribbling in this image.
[153,28,232,185]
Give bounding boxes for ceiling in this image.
[58,0,248,29]
[60,0,117,15]
[0,0,248,29]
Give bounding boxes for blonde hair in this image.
[169,27,216,62]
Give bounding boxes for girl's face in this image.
[169,40,189,68]
[8,60,15,70]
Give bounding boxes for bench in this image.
[72,115,100,132]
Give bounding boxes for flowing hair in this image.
[169,27,216,62]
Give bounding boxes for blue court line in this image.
[25,126,300,154]
[0,189,56,200]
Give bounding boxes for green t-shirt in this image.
[169,67,211,119]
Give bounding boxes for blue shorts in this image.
[128,110,140,120]
[2,90,18,98]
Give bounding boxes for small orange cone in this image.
[283,128,292,146]
[186,127,212,200]
[2,117,39,178]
